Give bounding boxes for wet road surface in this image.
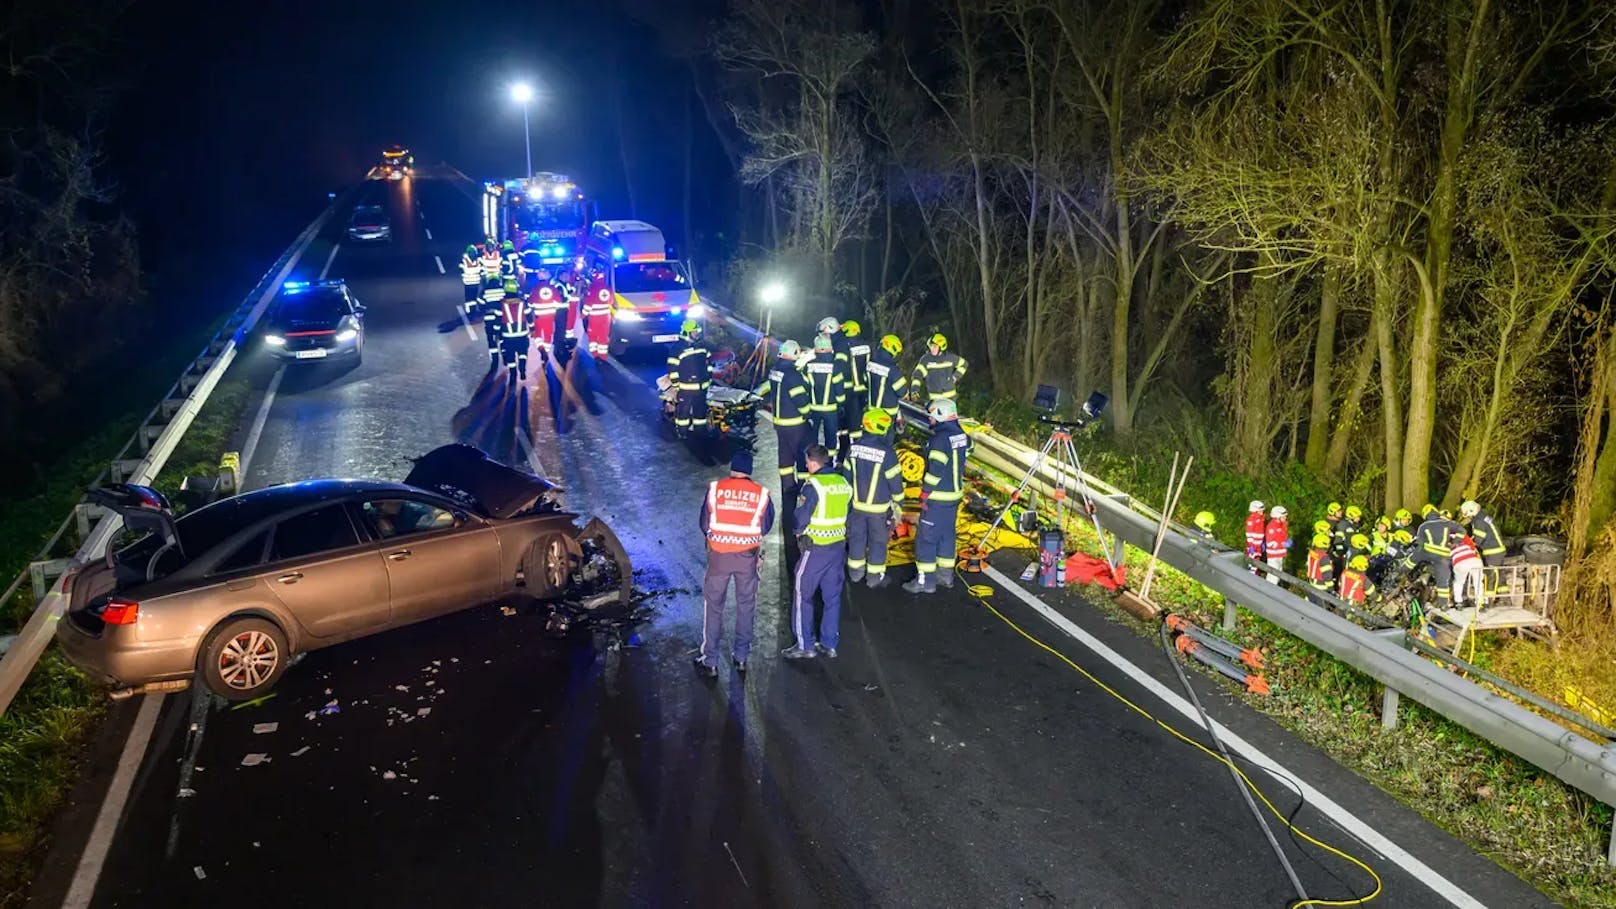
[36,174,1554,908]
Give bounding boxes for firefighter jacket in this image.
[847,337,871,393]
[460,253,481,286]
[1244,512,1266,559]
[501,251,519,281]
[1468,510,1506,558]
[912,351,967,399]
[500,298,532,337]
[795,472,853,546]
[864,349,908,412]
[922,420,971,503]
[1329,518,1357,557]
[757,358,810,427]
[1264,519,1290,560]
[700,477,775,553]
[1306,547,1334,588]
[828,332,864,393]
[1410,517,1463,566]
[1338,569,1373,605]
[482,279,507,306]
[667,342,712,392]
[803,354,846,413]
[846,440,904,512]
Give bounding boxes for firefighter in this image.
[498,276,532,383]
[479,240,502,298]
[1306,532,1334,592]
[815,318,857,456]
[581,267,613,358]
[1386,528,1415,562]
[1450,531,1484,607]
[1345,532,1371,570]
[529,267,566,355]
[666,319,711,437]
[695,449,775,677]
[843,320,872,404]
[864,334,909,442]
[803,335,846,450]
[1193,511,1217,543]
[845,408,904,588]
[911,333,967,403]
[459,244,483,317]
[1370,515,1392,556]
[905,398,970,594]
[754,340,812,507]
[478,267,505,361]
[1403,507,1463,606]
[1264,505,1290,583]
[1339,555,1374,606]
[1393,508,1414,532]
[1244,501,1267,564]
[784,444,853,660]
[500,240,519,284]
[1458,500,1507,594]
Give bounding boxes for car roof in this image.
[175,480,441,552]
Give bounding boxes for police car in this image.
[261,280,366,364]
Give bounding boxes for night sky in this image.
[107,0,731,322]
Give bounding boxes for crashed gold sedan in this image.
[56,445,630,701]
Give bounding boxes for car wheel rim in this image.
[218,630,279,691]
[545,537,569,591]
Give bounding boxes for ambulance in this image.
[582,220,705,355]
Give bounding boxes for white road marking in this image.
[237,365,286,483]
[979,563,1491,909]
[456,305,477,340]
[61,694,166,909]
[515,416,546,478]
[319,243,341,280]
[433,255,446,275]
[424,228,433,240]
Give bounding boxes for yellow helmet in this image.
[861,408,892,435]
[1326,501,1342,517]
[880,334,903,356]
[1312,520,1330,534]
[1349,555,1368,571]
[842,320,862,337]
[929,333,948,352]
[1420,503,1437,517]
[1193,511,1216,532]
[1311,532,1331,548]
[1345,505,1363,522]
[1394,508,1413,525]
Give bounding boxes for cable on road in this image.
[962,583,1384,908]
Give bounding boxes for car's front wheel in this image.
[199,617,289,701]
[520,533,575,598]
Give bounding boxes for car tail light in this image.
[102,598,140,625]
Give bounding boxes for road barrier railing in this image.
[0,188,356,717]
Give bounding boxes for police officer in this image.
[1458,500,1507,594]
[498,276,532,383]
[459,244,483,318]
[666,319,711,437]
[845,408,904,588]
[905,398,970,594]
[803,335,845,450]
[754,340,813,507]
[695,449,775,677]
[864,334,909,443]
[910,333,967,403]
[783,444,853,660]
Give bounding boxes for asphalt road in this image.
[31,174,1555,908]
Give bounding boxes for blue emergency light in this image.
[283,280,309,292]
[611,246,625,261]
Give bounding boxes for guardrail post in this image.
[1607,812,1614,867]
[29,562,45,600]
[1374,628,1410,730]
[1222,598,1239,632]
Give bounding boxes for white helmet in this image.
[1249,500,1265,513]
[1270,505,1287,519]
[817,317,840,334]
[927,398,958,421]
[1459,500,1480,519]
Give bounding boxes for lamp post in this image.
[759,280,786,338]
[510,81,534,177]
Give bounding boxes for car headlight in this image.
[616,310,642,323]
[688,303,706,319]
[265,334,286,346]
[335,329,358,342]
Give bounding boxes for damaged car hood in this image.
[405,444,560,519]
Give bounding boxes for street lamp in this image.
[510,81,535,177]
[758,280,786,337]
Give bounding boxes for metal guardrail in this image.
[0,188,355,718]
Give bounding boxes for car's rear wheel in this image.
[521,533,575,598]
[199,617,289,701]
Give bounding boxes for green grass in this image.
[960,395,1616,907]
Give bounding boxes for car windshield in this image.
[275,290,347,322]
[513,199,586,234]
[353,208,386,226]
[614,261,690,294]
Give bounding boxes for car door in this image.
[356,497,502,622]
[261,504,392,639]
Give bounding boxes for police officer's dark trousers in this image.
[702,549,761,664]
[792,542,844,651]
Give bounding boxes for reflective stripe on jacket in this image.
[847,442,903,512]
[922,422,971,502]
[798,473,852,544]
[757,361,810,427]
[912,351,966,398]
[865,351,907,411]
[460,255,482,285]
[1244,512,1266,558]
[705,477,771,552]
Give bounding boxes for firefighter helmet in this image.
[1326,501,1342,517]
[1459,500,1480,519]
[1420,503,1437,517]
[1374,515,1391,530]
[680,319,702,341]
[1350,533,1369,550]
[880,334,903,356]
[842,320,862,337]
[929,333,948,352]
[1393,529,1414,545]
[1440,508,1453,520]
[1270,505,1287,519]
[503,277,519,293]
[927,398,958,421]
[817,317,840,334]
[1249,500,1265,513]
[1345,505,1363,522]
[1349,555,1369,571]
[862,408,893,435]
[465,244,478,256]
[501,240,515,252]
[1193,511,1216,532]
[1394,508,1413,525]
[779,340,802,359]
[1313,520,1330,534]
[812,335,832,352]
[1311,532,1331,549]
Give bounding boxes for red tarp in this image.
[1065,553,1125,590]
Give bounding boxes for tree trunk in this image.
[1233,271,1278,470]
[971,150,999,384]
[1304,263,1340,471]
[879,188,894,293]
[1325,316,1378,481]
[1373,265,1404,510]
[1399,253,1439,508]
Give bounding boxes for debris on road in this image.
[291,746,311,757]
[240,753,269,767]
[500,606,517,617]
[319,699,341,716]
[193,866,206,880]
[252,722,279,735]
[229,693,278,711]
[178,788,197,798]
[416,707,431,717]
[382,770,397,780]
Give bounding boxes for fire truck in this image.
[378,146,413,180]
[481,173,596,266]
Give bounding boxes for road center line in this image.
[237,364,286,483]
[433,255,446,275]
[319,243,341,280]
[514,417,546,478]
[979,563,1490,909]
[424,227,433,240]
[60,693,166,909]
[455,305,477,340]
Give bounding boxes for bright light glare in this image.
[335,329,358,342]
[510,82,534,104]
[688,303,706,319]
[616,309,642,322]
[759,282,786,306]
[611,246,625,260]
[265,335,286,346]
[550,185,568,200]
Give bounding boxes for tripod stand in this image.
[970,419,1118,573]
